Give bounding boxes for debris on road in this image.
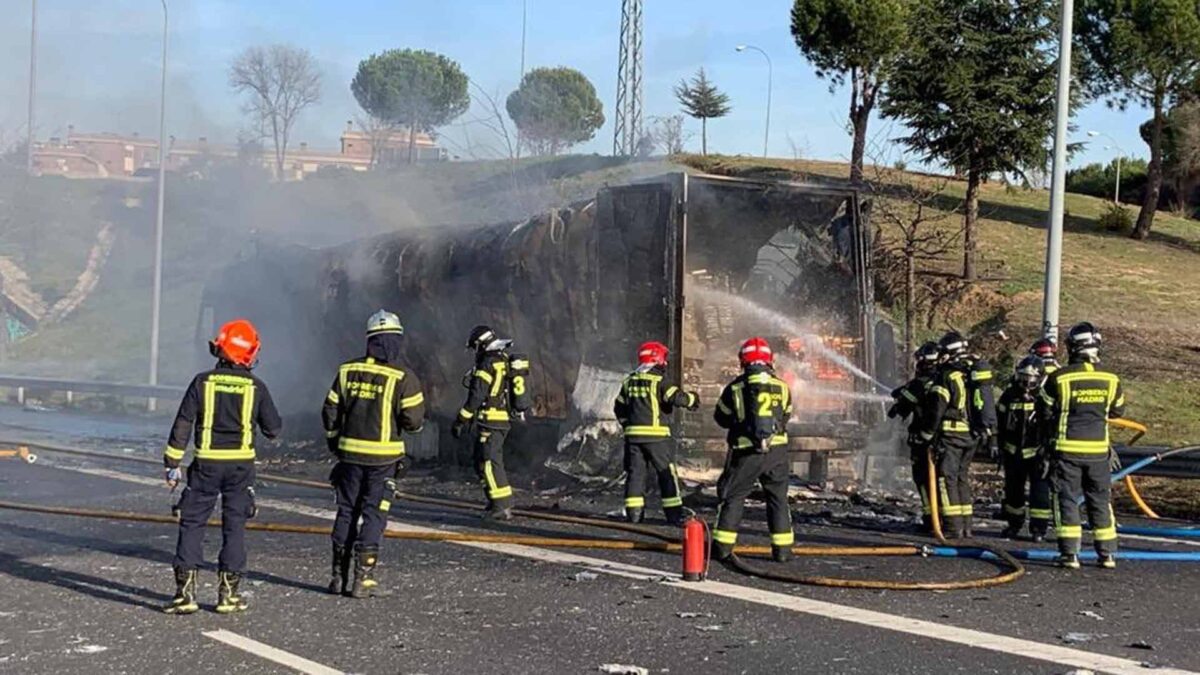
[572,571,599,582]
[675,612,715,619]
[1059,633,1105,644]
[1076,610,1105,621]
[694,625,723,632]
[1127,641,1155,650]
[598,664,649,675]
[71,645,108,655]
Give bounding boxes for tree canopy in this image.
[505,67,605,156]
[674,68,732,155]
[351,49,470,163]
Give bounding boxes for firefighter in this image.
[918,334,977,539]
[1030,338,1060,377]
[162,319,282,615]
[711,337,795,563]
[934,331,996,537]
[887,341,942,532]
[321,310,425,598]
[452,325,523,521]
[997,356,1052,542]
[1040,322,1125,570]
[613,341,700,525]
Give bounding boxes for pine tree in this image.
[674,68,732,156]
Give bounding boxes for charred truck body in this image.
[197,172,893,478]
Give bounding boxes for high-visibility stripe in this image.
[1057,440,1109,454]
[379,499,392,512]
[733,434,788,449]
[380,375,396,443]
[685,392,698,408]
[712,529,738,545]
[665,386,679,399]
[942,421,970,432]
[1094,506,1118,541]
[399,391,424,409]
[325,429,338,438]
[961,504,974,516]
[901,389,918,403]
[480,408,510,422]
[1021,447,1039,459]
[338,438,404,455]
[771,531,795,547]
[971,370,993,382]
[1057,525,1083,538]
[342,362,407,381]
[201,380,216,451]
[716,400,733,415]
[510,359,530,370]
[662,496,683,508]
[458,408,475,420]
[626,425,670,437]
[649,378,661,429]
[932,386,950,402]
[325,390,339,405]
[1028,508,1053,519]
[625,496,646,508]
[488,362,507,398]
[195,448,255,461]
[732,384,745,421]
[164,446,185,461]
[483,461,512,499]
[665,463,682,508]
[240,383,255,450]
[1003,504,1026,516]
[208,374,254,385]
[474,369,494,384]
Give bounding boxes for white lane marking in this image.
[203,629,342,675]
[57,464,1197,675]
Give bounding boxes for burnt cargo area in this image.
[198,172,898,481]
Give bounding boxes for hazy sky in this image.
[0,0,1145,168]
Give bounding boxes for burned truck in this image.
[196,171,895,478]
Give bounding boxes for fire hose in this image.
[0,438,1027,591]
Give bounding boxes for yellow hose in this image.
[1106,418,1160,520]
[3,437,1026,590]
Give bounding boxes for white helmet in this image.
[366,309,404,336]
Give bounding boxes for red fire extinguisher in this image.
[681,515,709,581]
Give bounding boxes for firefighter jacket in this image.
[458,351,514,430]
[165,364,282,468]
[1039,361,1125,456]
[714,365,792,451]
[322,357,426,465]
[965,355,998,437]
[889,373,934,436]
[613,366,697,442]
[920,363,972,443]
[996,384,1043,460]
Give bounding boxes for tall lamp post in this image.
[149,0,168,409]
[1041,0,1074,343]
[26,0,37,174]
[1087,130,1124,204]
[735,44,772,158]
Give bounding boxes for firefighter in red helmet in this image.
[162,319,282,615]
[711,337,795,563]
[613,341,700,525]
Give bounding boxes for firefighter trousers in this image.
[1002,452,1051,536]
[331,461,396,553]
[713,446,794,549]
[1053,454,1117,556]
[935,434,976,535]
[623,439,683,520]
[473,427,512,510]
[173,460,255,573]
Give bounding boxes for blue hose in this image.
[930,547,1200,562]
[1116,525,1200,538]
[1111,455,1159,482]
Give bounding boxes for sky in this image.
[0,0,1149,169]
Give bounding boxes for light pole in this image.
[1088,130,1124,204]
[736,44,771,158]
[1041,0,1073,343]
[26,0,37,174]
[149,0,168,409]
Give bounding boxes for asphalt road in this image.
[2,407,1200,674]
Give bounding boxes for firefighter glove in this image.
[687,392,701,411]
[165,467,182,488]
[986,434,999,460]
[886,404,899,419]
[1108,447,1122,473]
[394,455,410,480]
[451,420,468,439]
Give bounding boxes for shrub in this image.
[1098,202,1134,234]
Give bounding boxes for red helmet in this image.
[739,337,773,367]
[210,319,261,367]
[1030,338,1056,360]
[637,341,669,367]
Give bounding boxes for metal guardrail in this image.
[0,374,184,402]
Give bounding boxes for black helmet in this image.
[466,325,496,350]
[1066,322,1102,361]
[1014,355,1043,390]
[939,331,969,360]
[914,341,941,371]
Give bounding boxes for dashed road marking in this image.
[203,629,342,675]
[60,464,1199,675]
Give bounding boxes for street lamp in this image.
[26,0,37,174]
[1041,0,1074,343]
[1087,130,1124,204]
[735,44,771,158]
[149,0,168,409]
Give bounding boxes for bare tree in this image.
[867,163,966,364]
[648,115,689,155]
[786,133,810,161]
[355,115,397,169]
[229,45,322,178]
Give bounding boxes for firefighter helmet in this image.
[914,341,941,370]
[466,325,496,350]
[1066,322,1102,361]
[1014,355,1043,389]
[739,337,774,367]
[637,341,669,367]
[1030,337,1056,362]
[209,319,260,367]
[939,331,969,360]
[366,309,404,336]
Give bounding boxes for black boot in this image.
[163,567,199,615]
[625,507,644,524]
[664,507,685,527]
[215,571,248,614]
[711,540,734,562]
[963,515,974,539]
[1001,523,1022,540]
[482,506,513,522]
[328,544,350,595]
[772,545,793,563]
[351,546,379,599]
